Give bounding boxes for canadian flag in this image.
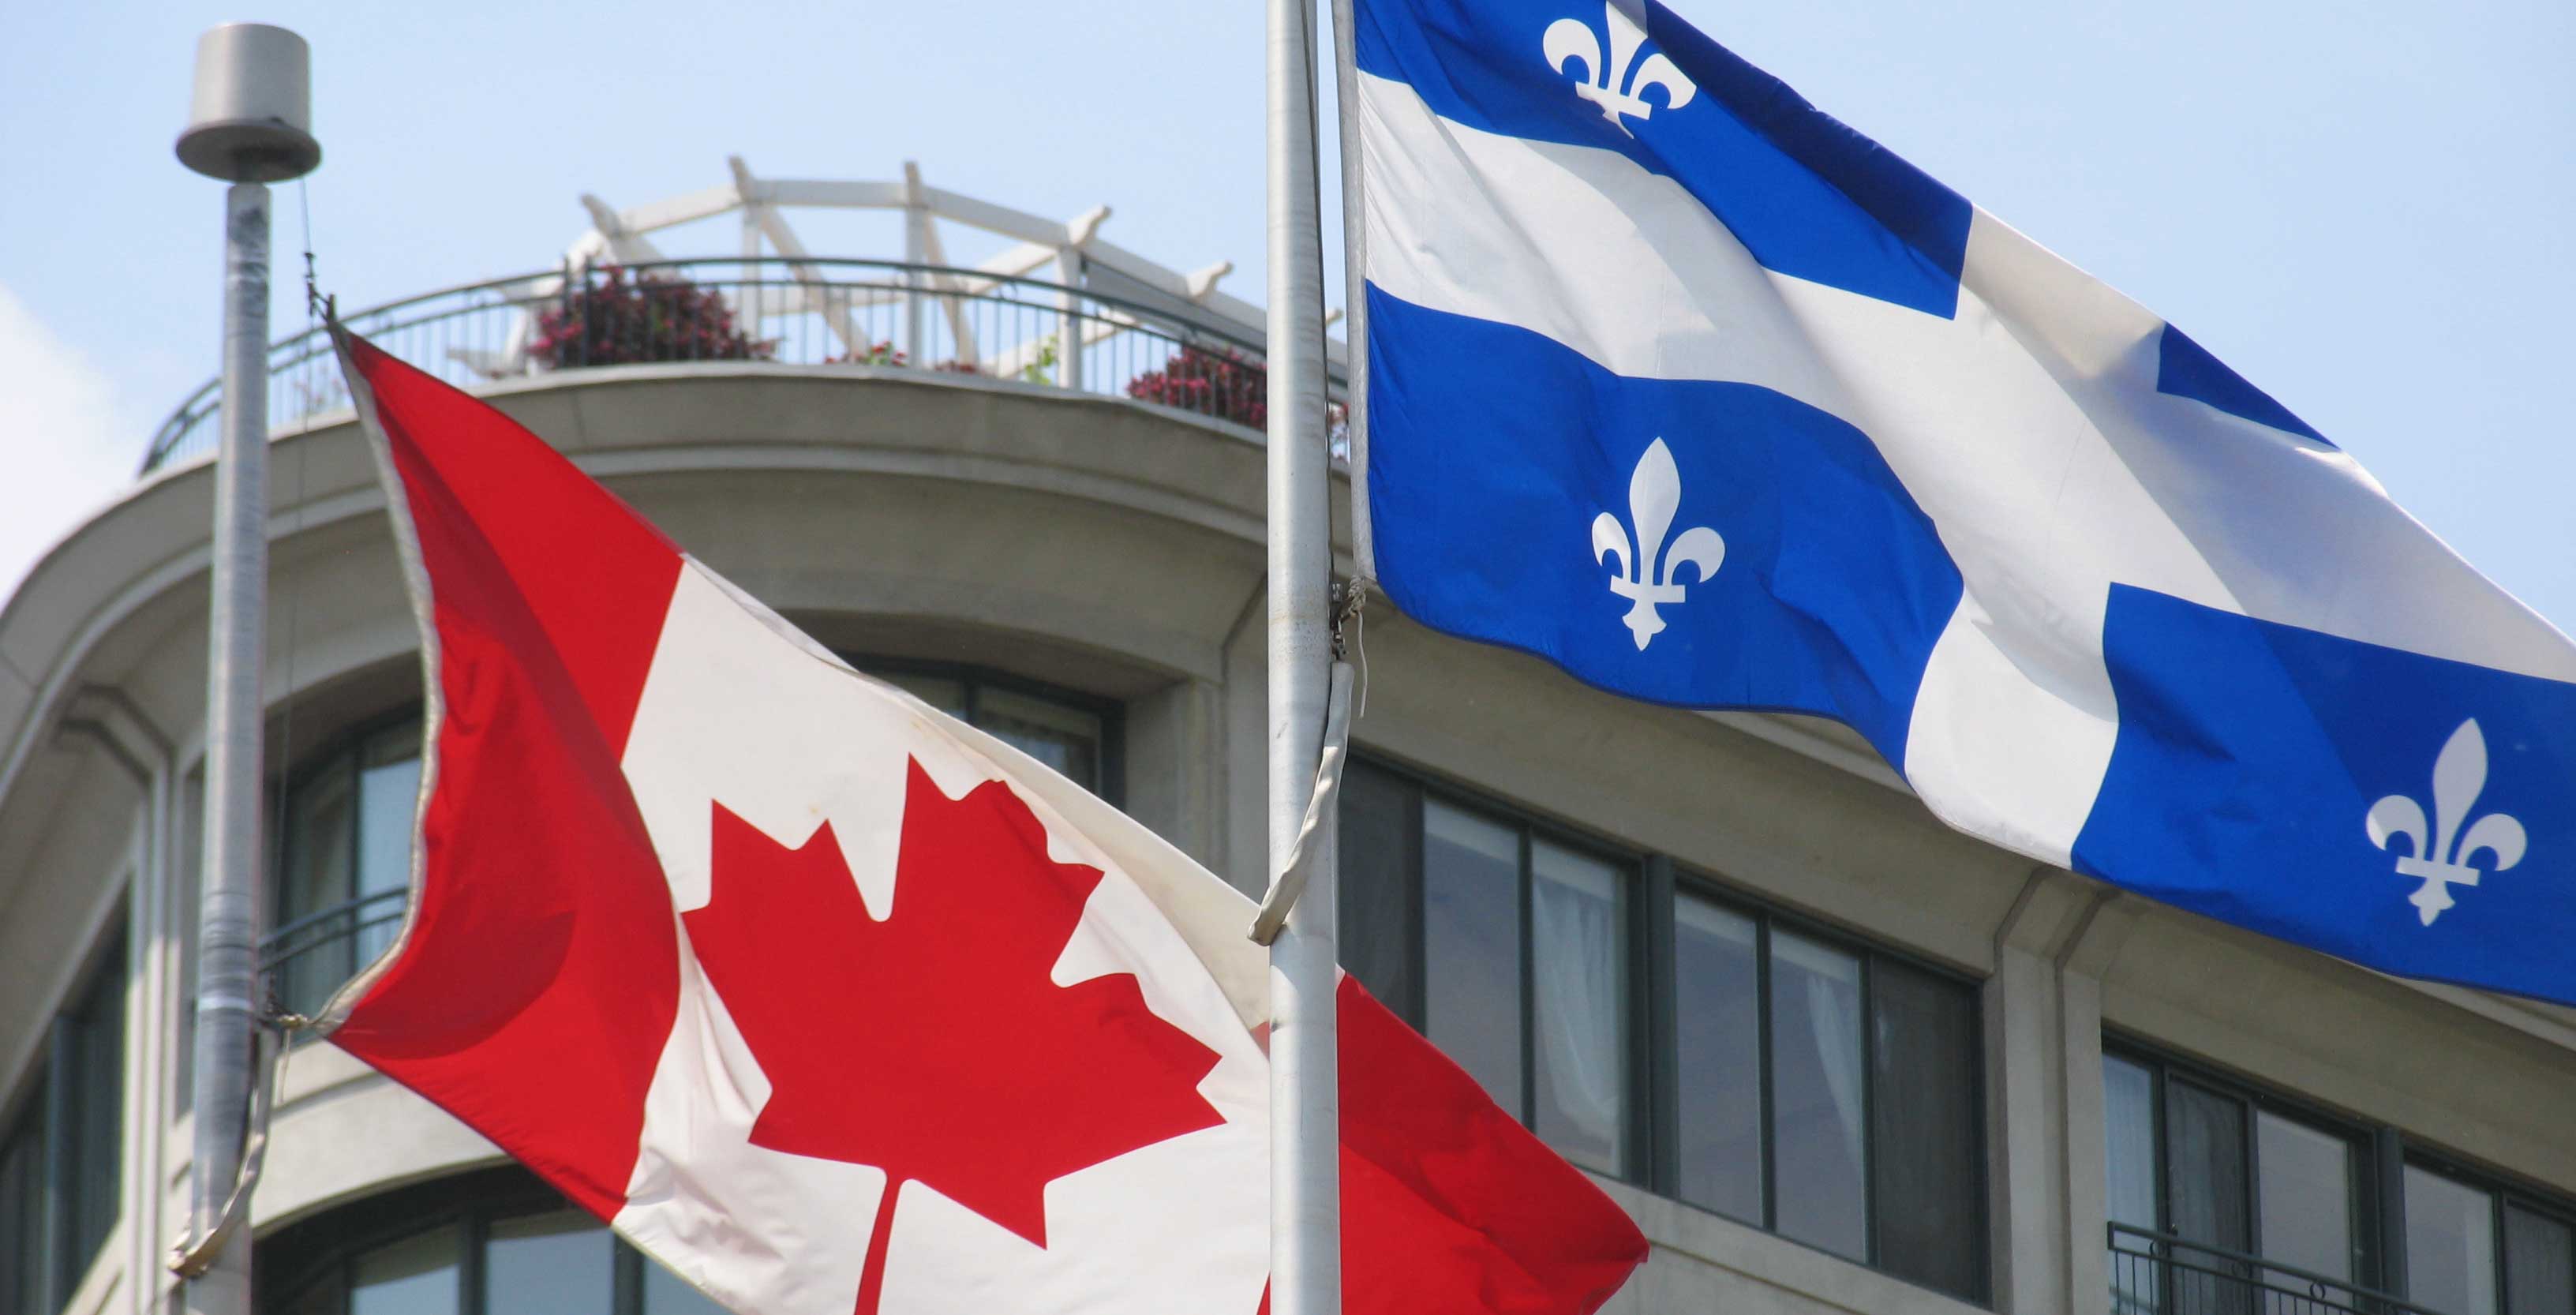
[316,329,1647,1315]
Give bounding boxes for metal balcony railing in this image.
[2108,1223,2448,1315]
[259,887,409,1021]
[141,256,1345,475]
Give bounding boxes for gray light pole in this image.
[174,24,319,1315]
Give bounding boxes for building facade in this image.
[5,173,2575,1315]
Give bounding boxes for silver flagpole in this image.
[1266,0,1340,1309]
[175,25,320,1315]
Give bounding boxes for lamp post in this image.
[175,24,320,1315]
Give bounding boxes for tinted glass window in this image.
[879,672,966,716]
[1330,756,1981,1300]
[255,1170,739,1315]
[485,1211,613,1315]
[1422,800,1523,1114]
[2506,1204,2574,1315]
[641,1260,731,1315]
[1345,772,1638,1179]
[2103,1056,2159,1231]
[1769,931,1866,1261]
[2102,1051,2394,1313]
[350,1226,462,1315]
[1673,895,1760,1223]
[975,687,1103,791]
[65,935,126,1287]
[2103,1055,2162,1315]
[279,723,421,1017]
[2256,1111,2356,1294]
[1530,841,1627,1175]
[279,753,359,1013]
[2408,1167,2500,1315]
[2166,1081,2251,1249]
[275,670,1113,1025]
[1870,957,1983,1300]
[0,1088,44,1315]
[278,1268,346,1315]
[354,728,423,967]
[866,668,1106,795]
[2166,1081,2253,1313]
[1335,759,1417,1017]
[177,767,204,1109]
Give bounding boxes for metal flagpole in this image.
[174,26,320,1315]
[1266,0,1340,1309]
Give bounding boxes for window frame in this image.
[262,1166,710,1315]
[270,707,426,1021]
[0,1055,48,1315]
[2101,1035,2387,1292]
[1339,751,1991,1303]
[0,914,129,1315]
[2100,1033,2576,1313]
[2402,1143,2576,1314]
[1339,753,1653,1182]
[262,661,1127,1023]
[834,656,1128,809]
[54,922,127,1305]
[1666,864,1990,1293]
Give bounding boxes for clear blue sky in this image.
[2,0,2570,630]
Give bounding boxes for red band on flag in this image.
[328,334,687,1219]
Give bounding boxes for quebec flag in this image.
[1348,0,2576,1004]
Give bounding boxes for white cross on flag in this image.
[315,328,1646,1315]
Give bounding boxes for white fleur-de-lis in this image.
[1591,439,1724,650]
[2366,718,2529,926]
[1543,2,1698,134]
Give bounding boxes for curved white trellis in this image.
[454,155,1340,383]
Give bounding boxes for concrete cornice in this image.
[1,369,1251,795]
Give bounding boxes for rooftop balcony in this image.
[140,158,1346,474]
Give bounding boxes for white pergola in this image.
[453,156,1340,384]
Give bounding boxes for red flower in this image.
[530,266,775,369]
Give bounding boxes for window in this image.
[274,720,422,1019]
[1864,953,1985,1294]
[0,1077,44,1315]
[58,934,124,1294]
[1337,756,1986,1302]
[263,1167,728,1315]
[177,766,203,1107]
[2505,1204,2576,1315]
[1421,801,1634,1174]
[861,662,1121,802]
[267,669,1118,1022]
[1671,890,1986,1298]
[2405,1162,2576,1315]
[0,927,129,1315]
[2102,1049,2377,1313]
[2102,1044,2576,1315]
[1339,763,1637,1178]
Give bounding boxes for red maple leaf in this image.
[683,759,1227,1315]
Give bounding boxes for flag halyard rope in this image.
[167,1012,307,1279]
[1249,579,1370,946]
